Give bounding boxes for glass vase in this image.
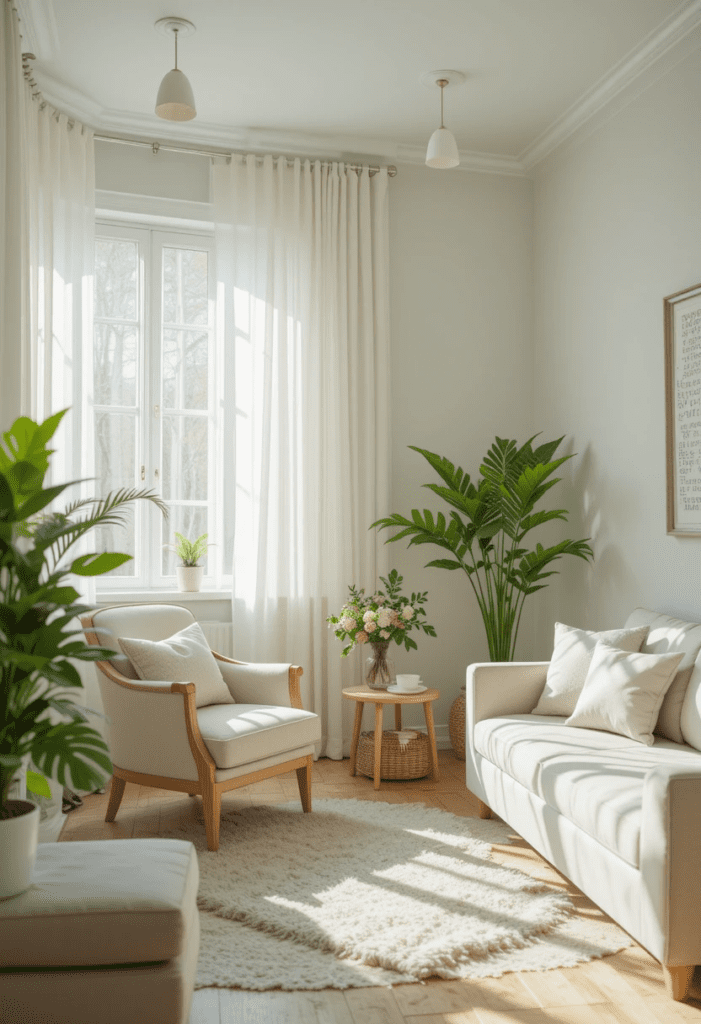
[365,641,395,690]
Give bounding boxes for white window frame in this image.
[94,218,230,594]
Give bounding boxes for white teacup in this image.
[395,674,421,691]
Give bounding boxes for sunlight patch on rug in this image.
[162,798,632,990]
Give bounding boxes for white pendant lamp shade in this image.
[155,17,196,121]
[156,69,196,121]
[426,127,459,169]
[422,71,464,169]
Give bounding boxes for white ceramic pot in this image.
[176,564,204,592]
[0,800,40,901]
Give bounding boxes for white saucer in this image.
[387,683,427,694]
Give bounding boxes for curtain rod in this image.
[93,134,397,177]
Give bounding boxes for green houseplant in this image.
[0,409,167,898]
[168,531,209,592]
[372,435,593,663]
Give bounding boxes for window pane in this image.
[94,324,137,406]
[162,414,208,500]
[162,505,208,576]
[163,247,208,326]
[95,239,138,321]
[94,412,137,577]
[162,329,208,410]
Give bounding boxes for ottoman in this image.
[0,838,199,1024]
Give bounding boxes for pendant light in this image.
[422,70,464,169]
[155,17,196,121]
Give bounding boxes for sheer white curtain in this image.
[213,155,391,759]
[26,102,95,484]
[25,95,98,818]
[0,0,28,425]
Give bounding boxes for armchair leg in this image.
[296,755,313,813]
[663,965,695,1001]
[105,775,126,822]
[202,784,222,851]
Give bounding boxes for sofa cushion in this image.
[565,641,683,745]
[532,622,649,717]
[119,622,235,709]
[624,607,701,746]
[473,715,701,867]
[196,703,321,769]
[0,838,198,968]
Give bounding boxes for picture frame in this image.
[665,281,701,535]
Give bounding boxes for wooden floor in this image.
[59,751,701,1024]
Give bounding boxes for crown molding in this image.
[34,68,528,176]
[14,0,59,61]
[29,0,701,178]
[520,0,701,170]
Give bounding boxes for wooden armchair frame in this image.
[81,611,312,851]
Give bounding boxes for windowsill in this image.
[95,589,231,604]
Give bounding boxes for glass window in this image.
[93,225,228,591]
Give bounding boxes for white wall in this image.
[387,165,533,735]
[532,36,701,656]
[94,146,535,743]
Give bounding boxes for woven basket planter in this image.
[356,730,430,781]
[449,688,466,761]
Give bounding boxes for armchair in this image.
[81,604,321,850]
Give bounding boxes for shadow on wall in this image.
[534,441,639,654]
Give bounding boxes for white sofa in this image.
[465,607,701,1002]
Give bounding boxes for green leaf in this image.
[425,558,463,570]
[70,552,133,576]
[26,770,52,798]
[29,722,112,791]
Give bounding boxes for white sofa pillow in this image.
[119,622,235,709]
[565,640,684,745]
[532,622,650,717]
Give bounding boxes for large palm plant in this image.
[372,436,593,662]
[0,410,168,816]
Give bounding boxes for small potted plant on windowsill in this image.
[169,532,209,593]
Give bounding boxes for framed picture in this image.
[665,281,701,534]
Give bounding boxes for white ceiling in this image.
[16,0,701,172]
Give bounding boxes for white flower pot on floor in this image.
[176,565,204,592]
[0,800,40,901]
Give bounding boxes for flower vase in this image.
[365,641,395,690]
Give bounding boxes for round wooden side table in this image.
[342,684,440,791]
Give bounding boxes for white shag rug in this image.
[162,798,632,991]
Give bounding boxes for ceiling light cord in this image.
[174,29,178,71]
[439,79,447,128]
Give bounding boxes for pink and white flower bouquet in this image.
[327,569,436,657]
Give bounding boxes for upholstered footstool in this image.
[0,838,199,1024]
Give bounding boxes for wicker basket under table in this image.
[356,730,430,781]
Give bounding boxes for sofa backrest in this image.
[624,607,701,750]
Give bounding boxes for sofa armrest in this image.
[640,765,701,965]
[213,656,304,709]
[466,661,549,726]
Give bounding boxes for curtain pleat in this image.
[214,156,391,758]
[0,0,29,425]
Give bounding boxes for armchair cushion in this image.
[119,622,234,709]
[196,703,321,769]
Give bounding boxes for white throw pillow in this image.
[118,622,234,709]
[532,622,650,717]
[565,640,684,745]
